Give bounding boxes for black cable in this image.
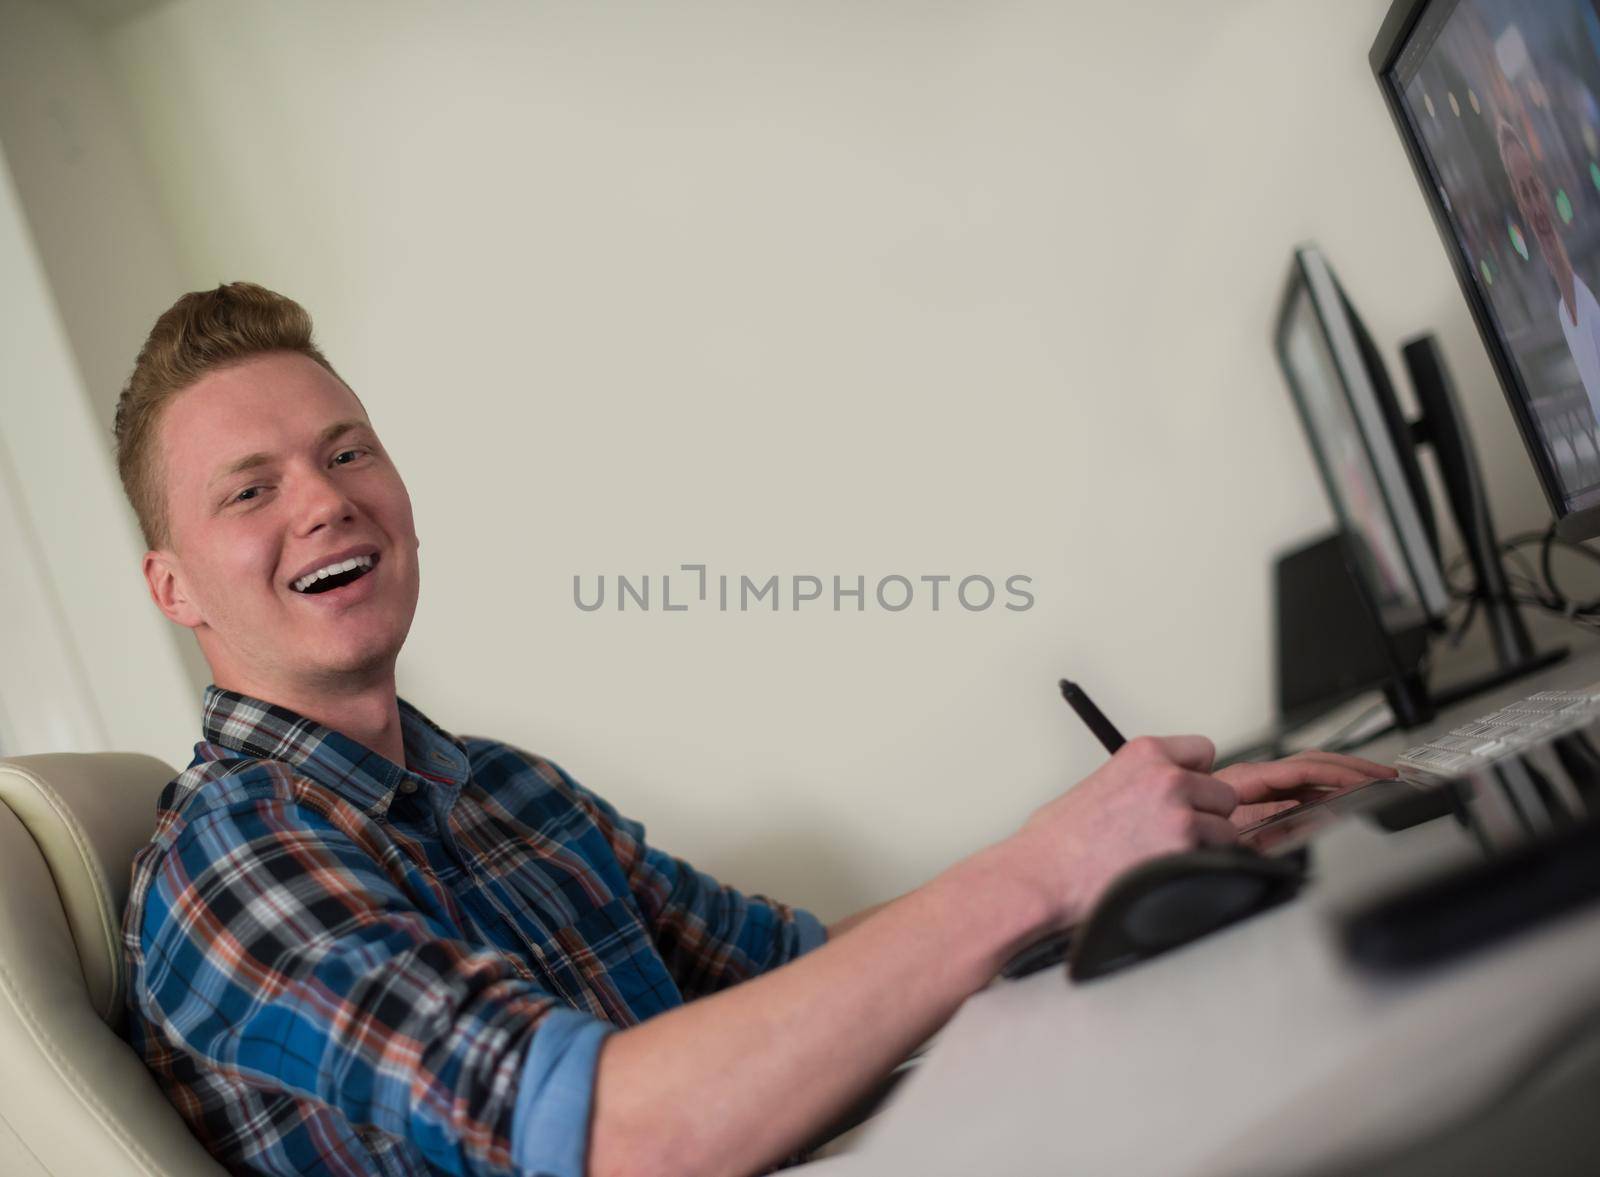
[1447,527,1600,618]
[1504,545,1549,604]
[1446,594,1479,647]
[1540,525,1600,613]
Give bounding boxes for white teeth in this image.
[293,554,374,592]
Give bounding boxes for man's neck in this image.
[217,673,408,769]
[1553,252,1580,328]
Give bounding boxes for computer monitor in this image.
[1273,244,1563,728]
[1373,0,1600,541]
[1274,246,1452,642]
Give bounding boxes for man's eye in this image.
[332,448,368,466]
[234,486,263,503]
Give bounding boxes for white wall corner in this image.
[0,143,196,763]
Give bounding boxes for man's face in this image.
[1504,139,1560,268]
[146,352,421,696]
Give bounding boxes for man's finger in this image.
[1180,772,1238,817]
[1231,798,1300,830]
[1223,758,1371,804]
[1270,760,1371,790]
[1294,750,1398,778]
[1192,813,1238,847]
[1146,734,1217,773]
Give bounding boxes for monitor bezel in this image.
[1370,0,1600,542]
[1272,245,1452,626]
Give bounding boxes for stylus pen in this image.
[1059,679,1125,755]
[1002,679,1124,982]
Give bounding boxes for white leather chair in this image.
[0,752,873,1175]
[0,753,225,1175]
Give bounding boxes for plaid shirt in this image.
[122,688,826,1177]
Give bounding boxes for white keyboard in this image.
[1397,686,1600,778]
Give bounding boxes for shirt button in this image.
[397,778,418,795]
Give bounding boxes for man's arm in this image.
[543,759,829,998]
[823,749,1398,937]
[129,787,610,1177]
[826,901,890,940]
[588,734,1238,1177]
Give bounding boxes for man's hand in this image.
[1217,750,1397,830]
[1003,734,1239,929]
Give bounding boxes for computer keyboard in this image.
[1397,686,1600,778]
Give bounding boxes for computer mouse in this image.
[1068,846,1306,982]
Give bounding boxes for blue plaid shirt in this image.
[122,688,827,1176]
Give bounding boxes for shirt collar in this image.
[199,686,470,817]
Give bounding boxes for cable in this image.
[1444,526,1600,627]
[1540,525,1600,613]
[1445,594,1479,648]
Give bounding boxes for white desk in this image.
[811,640,1600,1176]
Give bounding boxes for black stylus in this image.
[1003,679,1126,982]
[1059,679,1126,755]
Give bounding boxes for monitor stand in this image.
[1378,333,1570,729]
[1383,629,1568,731]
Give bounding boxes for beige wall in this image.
[0,0,187,428]
[0,141,197,761]
[0,0,215,707]
[3,0,1556,916]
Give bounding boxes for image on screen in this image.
[1281,289,1426,628]
[1395,0,1600,512]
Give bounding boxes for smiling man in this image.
[116,283,1392,1177]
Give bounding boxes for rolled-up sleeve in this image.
[512,1008,613,1177]
[133,796,603,1176]
[546,763,829,1000]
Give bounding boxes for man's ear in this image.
[143,550,204,629]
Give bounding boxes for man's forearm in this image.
[587,838,1046,1177]
[825,898,893,940]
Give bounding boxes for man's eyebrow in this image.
[207,420,373,490]
[318,419,370,446]
[208,451,274,489]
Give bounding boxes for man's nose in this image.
[291,468,358,536]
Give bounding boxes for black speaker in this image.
[1275,530,1432,729]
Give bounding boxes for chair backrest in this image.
[0,753,226,1175]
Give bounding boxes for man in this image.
[1497,118,1600,426]
[117,283,1391,1177]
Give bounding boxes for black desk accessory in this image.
[1276,530,1416,727]
[1365,780,1463,834]
[1068,846,1307,982]
[1341,811,1600,973]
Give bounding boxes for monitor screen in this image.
[1379,0,1600,529]
[1281,293,1425,623]
[1275,248,1450,632]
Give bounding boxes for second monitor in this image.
[1274,243,1563,728]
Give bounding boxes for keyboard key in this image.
[1397,680,1600,779]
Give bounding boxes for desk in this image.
[810,639,1600,1175]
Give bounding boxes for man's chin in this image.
[299,641,406,689]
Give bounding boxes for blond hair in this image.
[113,282,342,548]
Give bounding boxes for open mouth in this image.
[292,553,379,595]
